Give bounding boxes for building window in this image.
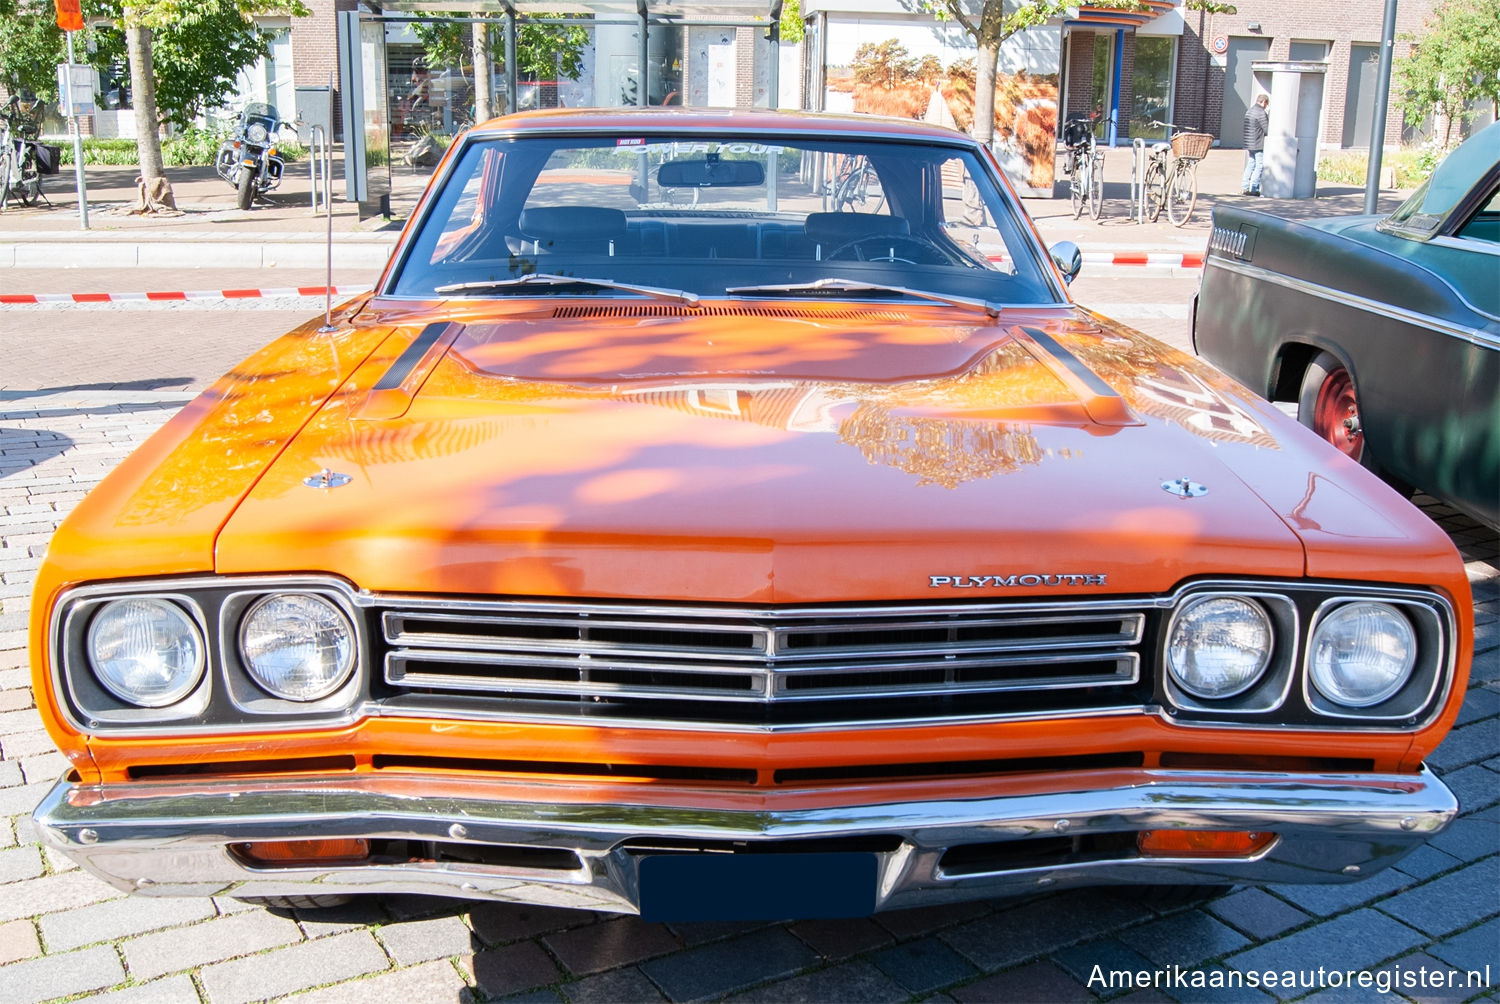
[1129,36,1174,139]
[97,63,131,110]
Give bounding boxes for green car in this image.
[1194,121,1499,528]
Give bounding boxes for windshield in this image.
[1381,120,1500,238]
[388,132,1060,305]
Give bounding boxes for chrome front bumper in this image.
[34,767,1456,916]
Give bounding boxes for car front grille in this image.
[375,599,1156,728]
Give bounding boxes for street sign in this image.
[54,0,84,31]
[56,63,95,116]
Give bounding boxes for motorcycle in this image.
[215,103,285,210]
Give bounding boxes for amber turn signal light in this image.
[1137,829,1275,857]
[235,838,370,865]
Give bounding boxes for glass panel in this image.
[1129,37,1174,140]
[1090,36,1112,140]
[392,132,1059,305]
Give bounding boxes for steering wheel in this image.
[826,234,943,265]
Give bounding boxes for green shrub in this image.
[57,129,303,168]
[1316,147,1442,189]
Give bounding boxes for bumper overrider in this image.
[34,767,1456,920]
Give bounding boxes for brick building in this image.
[1069,0,1443,150]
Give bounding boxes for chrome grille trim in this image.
[379,600,1146,716]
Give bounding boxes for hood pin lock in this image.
[304,467,353,489]
[1162,477,1208,499]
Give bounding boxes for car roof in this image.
[467,107,977,144]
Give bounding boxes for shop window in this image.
[1129,36,1174,140]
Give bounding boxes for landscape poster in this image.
[822,19,1061,194]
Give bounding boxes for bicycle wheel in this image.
[1088,151,1105,220]
[0,145,11,212]
[1070,160,1085,218]
[859,165,885,214]
[1143,159,1167,222]
[1166,160,1198,227]
[15,154,39,207]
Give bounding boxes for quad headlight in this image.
[239,593,356,702]
[86,598,205,707]
[1166,596,1273,699]
[1309,602,1416,707]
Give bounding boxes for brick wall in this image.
[1177,0,1436,147]
[293,0,358,138]
[734,27,756,108]
[1117,32,1135,137]
[1065,32,1094,121]
[1174,7,1221,137]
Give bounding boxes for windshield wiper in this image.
[434,273,700,307]
[725,278,998,318]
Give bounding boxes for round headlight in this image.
[1310,602,1415,707]
[87,598,205,707]
[1167,596,1273,699]
[246,122,268,143]
[240,594,355,701]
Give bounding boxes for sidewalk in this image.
[0,147,1412,271]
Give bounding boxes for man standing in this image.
[1243,94,1269,196]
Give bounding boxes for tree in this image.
[1397,0,1500,144]
[852,40,918,90]
[0,0,305,209]
[928,0,1227,144]
[410,14,589,116]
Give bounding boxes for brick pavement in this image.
[0,301,1496,1002]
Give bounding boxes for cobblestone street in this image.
[0,319,1495,999]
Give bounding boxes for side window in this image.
[429,149,500,264]
[1454,186,1500,245]
[938,156,1009,271]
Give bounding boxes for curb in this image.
[0,286,369,305]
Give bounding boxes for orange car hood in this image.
[211,305,1378,602]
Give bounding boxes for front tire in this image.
[1144,160,1167,222]
[1298,351,1371,467]
[1070,161,1085,219]
[236,166,256,210]
[1166,161,1197,226]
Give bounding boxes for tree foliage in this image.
[0,0,302,127]
[925,0,1143,144]
[409,15,589,82]
[1396,0,1500,143]
[852,40,918,89]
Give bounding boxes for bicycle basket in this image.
[1062,119,1092,148]
[1171,132,1213,161]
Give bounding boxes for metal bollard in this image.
[309,124,331,214]
[1131,138,1147,224]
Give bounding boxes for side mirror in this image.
[1050,241,1082,285]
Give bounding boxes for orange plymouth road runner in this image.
[31,110,1471,921]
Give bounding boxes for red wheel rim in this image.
[1313,367,1362,460]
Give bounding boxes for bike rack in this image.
[1130,138,1147,223]
[309,124,332,214]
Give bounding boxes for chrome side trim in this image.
[1429,235,1500,260]
[1205,255,1500,343]
[32,766,1458,914]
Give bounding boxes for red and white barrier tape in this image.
[1,255,1204,305]
[0,285,370,305]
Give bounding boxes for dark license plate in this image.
[637,851,878,923]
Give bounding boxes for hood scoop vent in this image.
[551,304,911,321]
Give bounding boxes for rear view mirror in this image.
[658,158,765,188]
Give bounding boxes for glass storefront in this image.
[1129,36,1175,140]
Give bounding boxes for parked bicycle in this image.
[1142,121,1212,227]
[1062,114,1104,220]
[0,93,47,210]
[828,154,884,214]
